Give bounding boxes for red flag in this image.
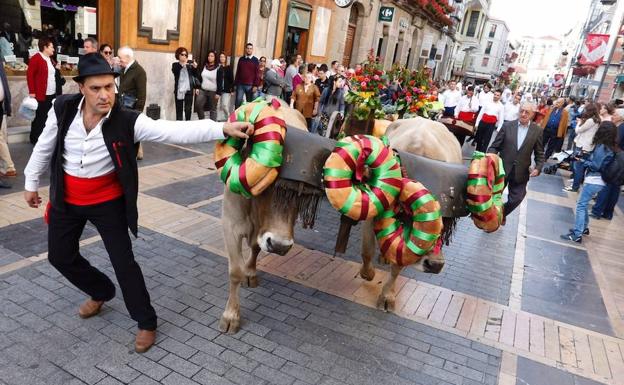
[578,34,609,66]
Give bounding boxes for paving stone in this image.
[253,364,296,385]
[219,349,260,373]
[128,356,172,381]
[158,337,199,359]
[246,347,287,369]
[161,372,201,385]
[95,361,141,384]
[160,353,202,377]
[192,368,235,385]
[188,352,231,376]
[281,361,323,384]
[224,367,267,385]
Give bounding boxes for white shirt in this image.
[41,52,56,96]
[454,95,479,117]
[504,102,520,121]
[441,89,461,108]
[501,88,512,104]
[478,90,493,108]
[24,97,225,192]
[517,122,529,150]
[475,100,505,130]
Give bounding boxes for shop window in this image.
[1,0,98,75]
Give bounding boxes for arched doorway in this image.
[342,5,359,67]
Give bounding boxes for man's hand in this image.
[223,121,254,139]
[529,168,540,177]
[24,191,42,208]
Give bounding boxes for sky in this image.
[489,0,592,40]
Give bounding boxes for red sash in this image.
[481,113,498,124]
[458,111,476,124]
[64,172,123,206]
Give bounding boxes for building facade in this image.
[2,0,461,127]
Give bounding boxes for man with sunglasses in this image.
[488,102,545,224]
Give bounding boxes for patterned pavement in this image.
[1,142,623,385]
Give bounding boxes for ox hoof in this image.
[378,256,390,265]
[376,295,395,312]
[219,313,240,334]
[359,265,376,281]
[242,275,259,288]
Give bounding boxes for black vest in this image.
[50,93,141,236]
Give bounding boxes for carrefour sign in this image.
[379,6,394,22]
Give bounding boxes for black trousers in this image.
[48,198,157,330]
[30,95,55,144]
[503,169,528,217]
[543,128,561,159]
[175,92,193,121]
[475,121,496,153]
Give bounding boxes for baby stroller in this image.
[543,150,575,174]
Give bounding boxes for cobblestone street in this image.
[1,142,624,385]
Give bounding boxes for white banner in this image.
[311,7,331,56]
[435,38,446,61]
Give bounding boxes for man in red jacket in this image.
[26,37,59,144]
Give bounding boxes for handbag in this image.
[190,72,201,90]
[120,93,137,109]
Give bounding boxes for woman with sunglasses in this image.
[99,44,114,67]
[172,47,199,121]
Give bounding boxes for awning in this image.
[616,74,624,84]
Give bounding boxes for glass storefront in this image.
[1,0,98,75]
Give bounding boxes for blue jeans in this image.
[235,85,254,109]
[573,183,605,238]
[592,183,620,220]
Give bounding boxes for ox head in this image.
[251,186,297,255]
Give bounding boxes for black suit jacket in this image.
[119,61,147,111]
[488,120,545,184]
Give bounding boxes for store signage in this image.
[68,57,79,64]
[578,78,601,87]
[57,54,69,63]
[379,6,394,22]
[3,55,16,63]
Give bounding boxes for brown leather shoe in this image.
[78,299,104,319]
[135,329,156,353]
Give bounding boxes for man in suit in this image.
[118,46,147,159]
[488,102,545,223]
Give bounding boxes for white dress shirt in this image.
[475,101,505,130]
[24,97,225,191]
[478,90,493,108]
[441,89,461,108]
[504,102,520,122]
[501,88,512,104]
[40,53,56,96]
[454,95,479,117]
[517,122,529,150]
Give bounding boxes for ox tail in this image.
[440,216,459,246]
[273,179,324,229]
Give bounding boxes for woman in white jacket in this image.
[565,103,601,192]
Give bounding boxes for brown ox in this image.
[219,114,462,333]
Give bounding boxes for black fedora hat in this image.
[73,53,119,82]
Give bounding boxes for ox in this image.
[218,113,463,334]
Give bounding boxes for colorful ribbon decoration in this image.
[323,135,403,221]
[374,178,443,267]
[215,99,286,198]
[466,151,506,229]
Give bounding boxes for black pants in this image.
[503,170,528,217]
[454,133,466,147]
[543,128,560,159]
[475,121,496,153]
[30,95,55,144]
[48,198,157,330]
[175,92,193,121]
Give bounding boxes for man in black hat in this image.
[23,53,253,353]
